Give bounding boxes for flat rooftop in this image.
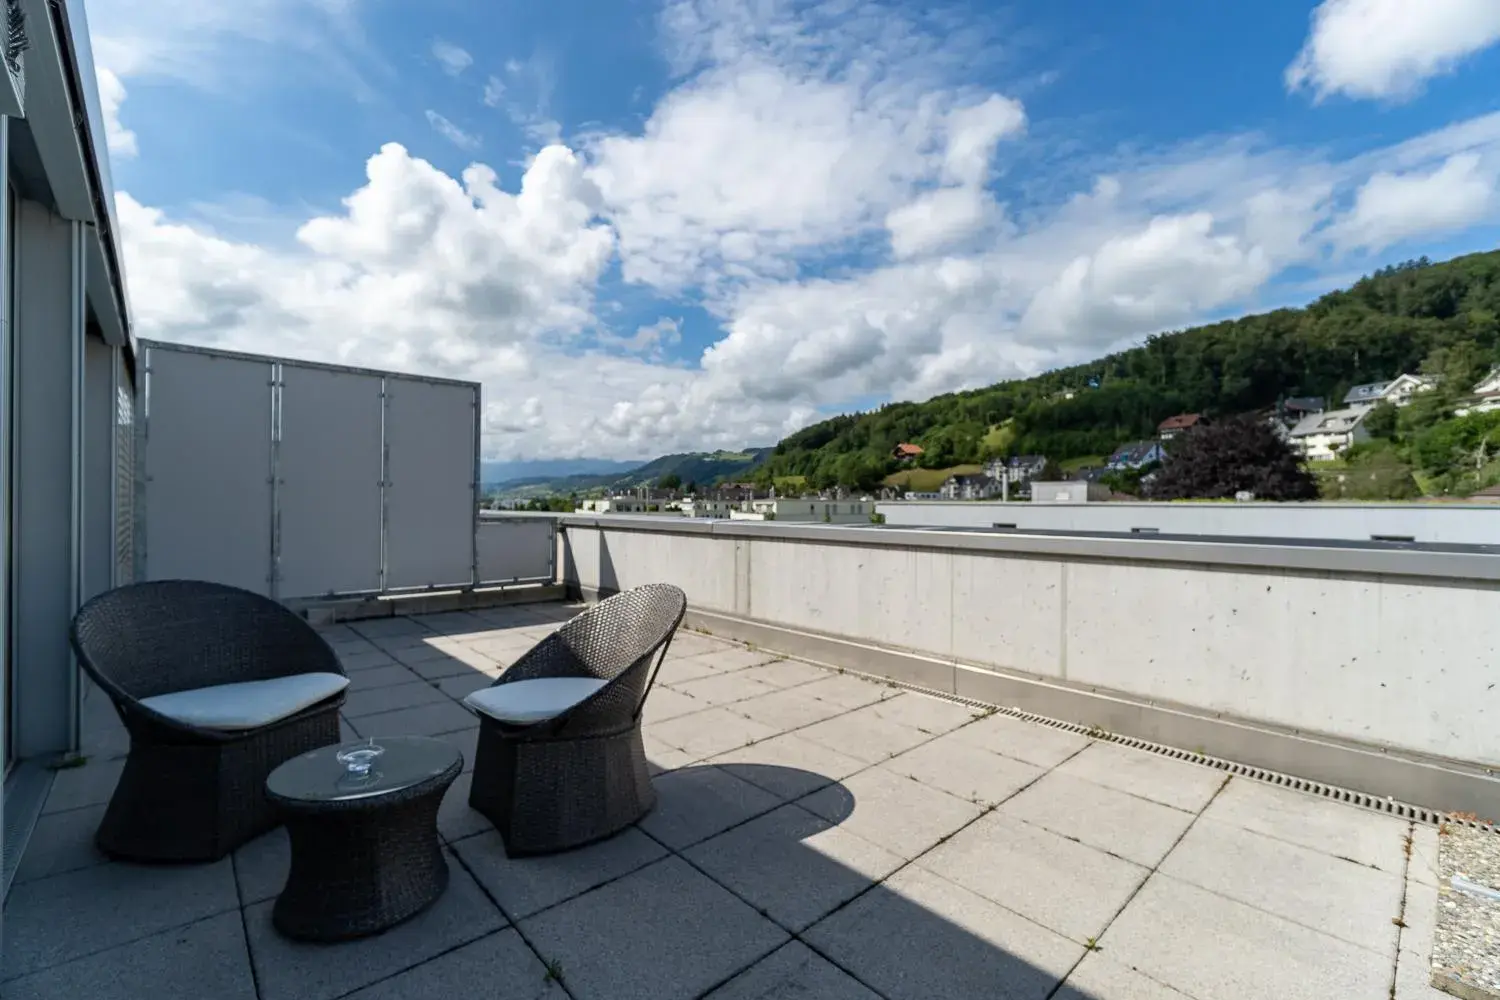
[2,602,1448,1000]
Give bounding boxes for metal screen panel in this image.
[143,347,274,594]
[114,379,134,585]
[383,379,477,589]
[477,517,556,584]
[276,366,384,598]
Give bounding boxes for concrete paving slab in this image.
[704,941,882,1000]
[434,672,493,700]
[245,859,505,1000]
[1411,824,1441,888]
[641,686,706,724]
[2,858,239,980]
[1100,873,1392,1000]
[345,700,477,738]
[519,856,789,1000]
[946,713,1093,769]
[12,803,109,885]
[882,735,1043,807]
[865,693,987,736]
[233,827,289,905]
[684,803,905,931]
[800,766,982,860]
[638,765,784,850]
[0,911,256,1000]
[709,732,867,801]
[1201,777,1409,874]
[405,649,503,680]
[647,707,779,760]
[344,928,564,999]
[350,617,435,639]
[1397,947,1455,1000]
[795,674,894,712]
[998,771,1196,867]
[917,811,1147,944]
[432,725,479,772]
[345,664,427,691]
[1403,879,1439,965]
[1055,741,1227,814]
[738,659,835,690]
[1054,953,1199,1000]
[669,670,780,708]
[644,735,700,772]
[437,772,492,842]
[40,757,123,814]
[805,865,1082,1000]
[796,704,933,765]
[1160,817,1404,955]
[338,648,400,671]
[655,657,731,686]
[667,632,744,659]
[730,687,853,731]
[677,648,783,673]
[453,827,666,919]
[464,638,535,664]
[341,680,451,718]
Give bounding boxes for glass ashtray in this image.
[336,741,385,778]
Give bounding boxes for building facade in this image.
[731,499,874,523]
[2,0,138,899]
[1290,406,1371,460]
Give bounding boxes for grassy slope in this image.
[882,464,983,492]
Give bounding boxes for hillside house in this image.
[1344,374,1436,409]
[892,442,924,463]
[1157,413,1204,440]
[1456,366,1500,416]
[984,455,1047,483]
[1106,441,1166,470]
[1290,407,1371,460]
[1276,397,1326,426]
[940,473,1003,501]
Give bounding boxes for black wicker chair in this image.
[70,580,348,863]
[465,584,687,855]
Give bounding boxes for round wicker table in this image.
[266,736,462,942]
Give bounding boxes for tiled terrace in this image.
[3,602,1448,1000]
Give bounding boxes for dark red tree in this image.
[1147,415,1317,501]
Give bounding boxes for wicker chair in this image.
[465,584,687,855]
[70,580,348,863]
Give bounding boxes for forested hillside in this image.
[751,251,1500,492]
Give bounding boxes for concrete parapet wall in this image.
[556,514,1500,815]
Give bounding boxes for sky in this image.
[89,0,1500,461]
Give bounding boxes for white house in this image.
[984,455,1047,483]
[940,473,1003,501]
[1345,374,1437,409]
[730,499,874,523]
[1289,407,1371,460]
[1456,366,1500,416]
[577,496,677,514]
[678,498,736,519]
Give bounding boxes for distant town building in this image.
[1030,481,1111,503]
[1344,374,1437,409]
[1157,413,1204,441]
[940,473,1003,501]
[1455,366,1500,416]
[1289,406,1371,460]
[679,499,736,519]
[984,455,1047,483]
[1106,441,1166,471]
[1276,397,1326,426]
[902,491,942,501]
[730,499,874,523]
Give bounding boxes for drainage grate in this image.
[687,627,1497,833]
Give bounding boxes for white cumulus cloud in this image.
[1335,153,1498,252]
[95,65,138,159]
[1287,0,1500,102]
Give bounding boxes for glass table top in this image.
[268,736,461,803]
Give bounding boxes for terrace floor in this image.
[2,601,1449,1000]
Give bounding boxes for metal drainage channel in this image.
[685,629,1496,834]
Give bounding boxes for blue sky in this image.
[88,0,1500,459]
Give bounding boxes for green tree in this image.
[656,473,682,490]
[1147,416,1317,501]
[1363,402,1399,439]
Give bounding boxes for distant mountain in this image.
[480,458,644,486]
[487,448,774,498]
